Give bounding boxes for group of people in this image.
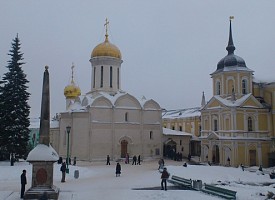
[106,154,141,177]
[132,155,141,165]
[106,154,141,166]
[19,157,171,199]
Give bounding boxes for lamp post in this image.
[66,126,71,174]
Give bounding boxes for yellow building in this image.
[162,107,201,159]
[200,18,275,167]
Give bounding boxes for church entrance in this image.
[163,140,177,159]
[212,145,220,164]
[121,140,128,158]
[249,150,256,166]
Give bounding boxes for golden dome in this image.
[91,35,122,59]
[64,64,81,99]
[64,83,81,99]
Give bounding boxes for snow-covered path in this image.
[1,159,275,200]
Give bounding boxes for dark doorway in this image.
[121,140,128,158]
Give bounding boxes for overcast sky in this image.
[0,1,275,118]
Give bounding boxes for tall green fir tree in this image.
[0,35,30,165]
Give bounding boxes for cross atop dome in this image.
[71,63,75,84]
[91,18,122,59]
[226,16,235,55]
[104,18,109,40]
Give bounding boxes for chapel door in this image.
[249,150,256,166]
[121,140,128,158]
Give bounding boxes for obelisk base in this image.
[24,185,59,200]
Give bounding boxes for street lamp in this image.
[66,126,71,174]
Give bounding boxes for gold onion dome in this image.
[91,19,122,59]
[91,34,122,59]
[64,64,81,99]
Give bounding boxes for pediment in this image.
[207,132,220,140]
[240,95,263,108]
[203,97,224,110]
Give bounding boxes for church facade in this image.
[51,22,162,162]
[200,18,275,167]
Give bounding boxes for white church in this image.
[50,21,163,162]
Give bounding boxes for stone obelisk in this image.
[25,66,59,200]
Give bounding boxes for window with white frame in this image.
[242,79,248,94]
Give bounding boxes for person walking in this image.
[161,167,170,191]
[137,155,141,165]
[20,169,27,199]
[116,162,121,177]
[106,155,110,165]
[60,162,66,182]
[132,155,137,165]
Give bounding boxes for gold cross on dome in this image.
[71,62,75,83]
[104,18,109,36]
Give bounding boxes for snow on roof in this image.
[68,100,86,112]
[50,120,59,128]
[211,66,254,75]
[26,144,59,161]
[163,128,192,136]
[66,91,159,112]
[162,107,201,119]
[213,93,251,107]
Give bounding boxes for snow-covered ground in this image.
[1,159,275,200]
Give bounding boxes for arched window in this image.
[100,66,103,88]
[214,119,218,131]
[216,81,221,95]
[125,112,128,122]
[110,66,113,88]
[117,68,120,89]
[93,67,96,88]
[248,117,253,131]
[242,79,248,94]
[149,131,153,139]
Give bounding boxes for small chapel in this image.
[51,20,163,162]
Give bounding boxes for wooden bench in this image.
[201,183,237,199]
[167,175,192,189]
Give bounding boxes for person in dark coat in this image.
[20,169,27,198]
[132,155,137,165]
[240,164,244,171]
[60,162,66,182]
[161,167,170,191]
[116,162,121,177]
[106,155,110,165]
[137,155,141,165]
